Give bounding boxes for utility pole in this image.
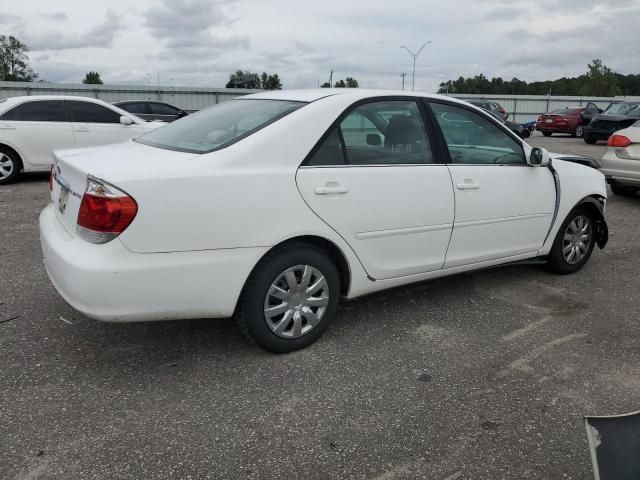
[400,73,407,91]
[329,69,334,87]
[401,41,432,91]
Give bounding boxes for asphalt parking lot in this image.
[1,133,639,480]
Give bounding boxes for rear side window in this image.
[67,101,121,123]
[150,103,180,115]
[430,102,525,165]
[306,100,434,166]
[136,99,304,153]
[0,100,66,122]
[119,102,150,115]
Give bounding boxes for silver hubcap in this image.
[576,126,584,137]
[263,265,329,339]
[0,153,14,179]
[562,215,592,264]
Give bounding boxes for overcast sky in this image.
[1,0,639,91]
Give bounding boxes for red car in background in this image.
[536,102,602,138]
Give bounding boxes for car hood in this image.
[591,113,640,122]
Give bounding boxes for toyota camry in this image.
[40,90,609,352]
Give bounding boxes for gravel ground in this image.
[1,134,638,480]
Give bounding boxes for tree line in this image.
[438,60,639,97]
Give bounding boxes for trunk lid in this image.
[51,140,199,237]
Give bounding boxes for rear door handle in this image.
[456,182,480,190]
[0,125,16,130]
[314,186,349,195]
[74,127,90,132]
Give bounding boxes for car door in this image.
[66,100,145,146]
[296,99,455,280]
[427,100,556,268]
[0,100,74,168]
[582,103,600,124]
[118,102,153,121]
[149,103,183,122]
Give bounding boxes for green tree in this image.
[0,35,38,82]
[345,77,359,88]
[82,71,103,84]
[260,72,268,89]
[226,70,261,89]
[581,59,620,97]
[320,82,331,88]
[334,79,346,88]
[264,73,282,90]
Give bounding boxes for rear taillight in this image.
[499,108,506,114]
[76,177,137,244]
[608,135,632,148]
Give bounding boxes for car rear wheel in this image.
[0,148,21,185]
[236,244,341,353]
[584,135,597,145]
[546,206,597,275]
[610,183,639,197]
[542,132,552,137]
[574,125,584,138]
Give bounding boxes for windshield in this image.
[603,103,640,116]
[136,99,305,153]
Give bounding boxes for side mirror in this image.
[529,147,551,166]
[120,116,133,126]
[366,133,381,146]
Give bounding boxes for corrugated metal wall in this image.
[449,93,640,123]
[0,81,259,111]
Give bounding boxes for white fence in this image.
[0,81,259,111]
[449,93,640,123]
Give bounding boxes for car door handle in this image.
[0,125,15,130]
[314,185,349,195]
[74,127,90,132]
[456,182,480,190]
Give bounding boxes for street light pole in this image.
[401,41,432,91]
[400,73,407,91]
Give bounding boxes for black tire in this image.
[584,135,597,145]
[235,243,341,353]
[0,147,22,185]
[610,183,638,197]
[542,131,552,137]
[546,206,597,275]
[574,125,584,138]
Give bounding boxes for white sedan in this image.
[40,90,609,352]
[0,95,160,184]
[600,123,640,196]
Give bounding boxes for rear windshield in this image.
[549,108,580,114]
[136,99,305,153]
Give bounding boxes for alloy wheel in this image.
[576,126,584,138]
[263,265,329,339]
[562,215,593,265]
[0,153,14,180]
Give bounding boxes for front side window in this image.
[0,100,66,122]
[430,102,525,165]
[67,101,121,123]
[307,100,434,166]
[150,103,180,116]
[120,103,150,115]
[136,99,304,153]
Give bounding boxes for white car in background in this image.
[0,95,161,184]
[600,122,640,196]
[40,89,609,353]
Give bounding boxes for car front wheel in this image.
[0,148,21,185]
[236,244,341,353]
[610,183,638,197]
[542,131,552,137]
[546,206,597,275]
[574,125,584,138]
[584,135,597,145]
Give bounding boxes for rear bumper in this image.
[39,203,267,322]
[600,150,640,187]
[536,124,575,134]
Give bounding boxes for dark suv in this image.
[583,102,640,144]
[113,101,189,122]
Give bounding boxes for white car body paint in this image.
[39,89,607,323]
[0,95,160,173]
[599,124,640,187]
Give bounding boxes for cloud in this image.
[38,12,68,20]
[21,9,124,51]
[0,13,19,24]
